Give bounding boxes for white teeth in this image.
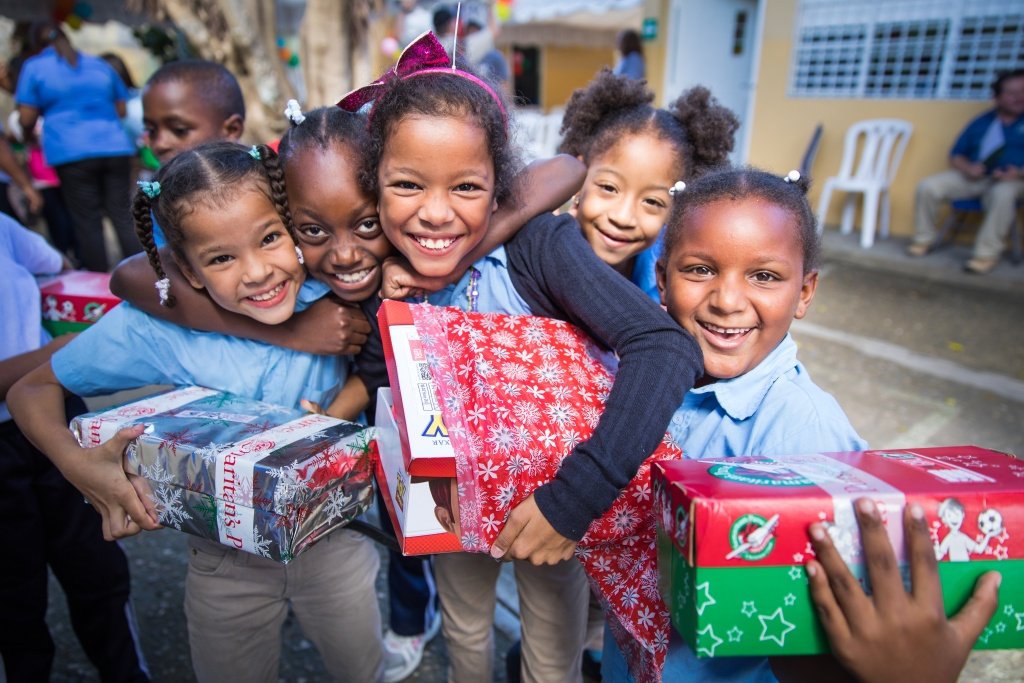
[248,283,284,302]
[415,236,456,250]
[705,323,750,335]
[334,268,372,283]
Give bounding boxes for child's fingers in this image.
[808,522,873,624]
[805,560,853,647]
[853,498,906,609]
[949,571,1001,649]
[300,399,323,415]
[905,503,942,607]
[491,509,526,560]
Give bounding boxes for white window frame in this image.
[789,0,1024,99]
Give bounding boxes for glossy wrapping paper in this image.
[71,386,375,563]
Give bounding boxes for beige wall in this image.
[539,45,616,111]
[643,0,669,105]
[746,0,990,238]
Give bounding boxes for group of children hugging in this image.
[6,29,1002,683]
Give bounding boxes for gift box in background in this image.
[38,270,121,336]
[375,388,462,555]
[72,386,375,563]
[654,446,1023,658]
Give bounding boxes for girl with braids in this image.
[558,69,739,301]
[8,141,386,683]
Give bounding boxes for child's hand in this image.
[300,399,325,415]
[379,256,451,300]
[806,497,1000,683]
[489,494,577,565]
[70,424,162,540]
[284,298,370,356]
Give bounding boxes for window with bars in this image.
[789,0,1024,99]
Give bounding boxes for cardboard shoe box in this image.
[653,446,1024,657]
[39,270,121,336]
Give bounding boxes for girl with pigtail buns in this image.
[8,140,388,682]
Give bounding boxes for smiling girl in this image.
[8,141,385,683]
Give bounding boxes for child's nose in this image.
[607,200,637,229]
[709,275,746,312]
[417,191,454,227]
[241,255,274,284]
[329,241,360,266]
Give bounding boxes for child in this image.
[341,30,703,682]
[0,213,148,682]
[558,70,738,301]
[8,142,384,683]
[601,166,990,682]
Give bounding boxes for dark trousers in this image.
[0,400,149,683]
[375,491,438,636]
[54,156,140,272]
[40,186,78,260]
[0,181,16,219]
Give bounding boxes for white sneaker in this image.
[381,612,442,683]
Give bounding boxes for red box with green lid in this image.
[39,270,121,336]
[653,446,1023,657]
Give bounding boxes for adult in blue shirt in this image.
[612,29,645,81]
[908,68,1024,274]
[15,22,140,272]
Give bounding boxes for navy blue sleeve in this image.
[355,297,387,425]
[506,213,703,540]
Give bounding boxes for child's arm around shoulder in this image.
[109,251,370,355]
[7,362,160,540]
[491,214,703,564]
[379,154,585,299]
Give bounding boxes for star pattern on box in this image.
[758,608,796,647]
[784,593,797,607]
[741,600,758,618]
[1015,612,1024,631]
[695,581,717,616]
[727,626,744,642]
[697,624,723,657]
[410,304,681,683]
[788,565,804,581]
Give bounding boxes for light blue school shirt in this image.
[425,246,531,315]
[15,47,134,166]
[0,214,63,422]
[602,333,867,683]
[630,231,663,303]
[53,281,344,410]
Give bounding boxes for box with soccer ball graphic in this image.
[71,386,375,563]
[38,270,121,336]
[653,446,1024,657]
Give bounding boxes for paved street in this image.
[38,229,1024,682]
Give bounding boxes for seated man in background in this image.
[907,68,1024,274]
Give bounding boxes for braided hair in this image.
[558,69,739,182]
[131,141,299,307]
[663,167,821,274]
[278,105,369,168]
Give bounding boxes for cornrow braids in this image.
[663,167,821,274]
[255,143,300,246]
[278,106,369,170]
[131,190,177,307]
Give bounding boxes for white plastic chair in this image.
[815,119,913,248]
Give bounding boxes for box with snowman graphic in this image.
[653,446,1024,657]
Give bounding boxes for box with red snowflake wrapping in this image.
[38,270,121,336]
[653,446,1024,657]
[71,386,375,563]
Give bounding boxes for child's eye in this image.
[262,231,282,246]
[685,265,713,277]
[643,197,667,210]
[454,182,481,193]
[172,127,190,137]
[355,218,382,237]
[299,224,328,240]
[752,271,779,283]
[209,254,233,266]
[392,180,421,191]
[597,183,617,194]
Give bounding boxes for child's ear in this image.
[655,259,668,307]
[793,270,819,319]
[221,114,244,142]
[172,252,205,290]
[434,506,457,536]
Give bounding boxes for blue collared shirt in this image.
[425,246,531,314]
[15,47,134,166]
[951,110,1024,170]
[1,214,62,422]
[53,281,344,409]
[603,334,866,683]
[630,232,664,304]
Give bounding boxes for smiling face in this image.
[377,115,497,279]
[285,144,391,302]
[577,134,676,275]
[142,80,243,165]
[657,197,818,381]
[175,186,304,325]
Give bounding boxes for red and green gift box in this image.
[653,446,1024,657]
[38,270,121,336]
[70,386,375,563]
